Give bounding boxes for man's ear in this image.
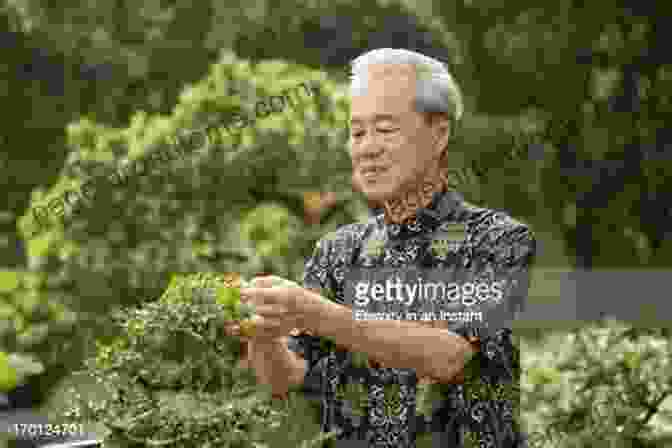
[436,115,451,146]
[430,113,451,160]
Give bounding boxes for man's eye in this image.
[352,131,364,138]
[378,128,398,134]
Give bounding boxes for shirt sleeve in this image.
[458,223,536,364]
[449,222,536,332]
[286,237,337,397]
[455,223,536,446]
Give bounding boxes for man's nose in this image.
[352,133,385,162]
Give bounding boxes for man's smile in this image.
[360,165,389,181]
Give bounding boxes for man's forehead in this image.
[350,97,415,124]
[350,65,417,123]
[350,112,401,125]
[365,63,417,79]
[358,66,416,94]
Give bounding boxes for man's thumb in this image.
[249,276,278,288]
[250,276,300,288]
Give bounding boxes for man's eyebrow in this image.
[350,114,400,125]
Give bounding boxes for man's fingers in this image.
[249,276,280,288]
[250,276,300,289]
[242,315,288,339]
[224,323,241,336]
[254,304,289,317]
[241,287,279,306]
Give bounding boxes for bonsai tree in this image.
[60,271,336,448]
[15,50,356,405]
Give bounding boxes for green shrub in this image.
[60,272,334,448]
[17,50,358,406]
[0,269,79,399]
[521,320,672,447]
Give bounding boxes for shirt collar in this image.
[378,188,465,239]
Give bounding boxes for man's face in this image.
[349,64,445,203]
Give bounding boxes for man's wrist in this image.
[298,287,332,332]
[250,337,287,352]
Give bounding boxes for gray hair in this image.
[349,48,464,126]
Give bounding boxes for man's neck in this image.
[382,168,449,225]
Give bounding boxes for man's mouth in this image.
[360,166,387,180]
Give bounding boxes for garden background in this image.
[0,0,671,446]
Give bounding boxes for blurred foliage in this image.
[17,48,354,310]
[0,269,79,399]
[3,0,670,267]
[12,50,362,407]
[0,270,78,356]
[0,351,43,392]
[0,0,439,265]
[521,321,672,447]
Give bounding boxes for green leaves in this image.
[0,269,78,398]
[240,202,302,260]
[0,270,21,292]
[622,350,642,371]
[238,301,256,320]
[350,350,370,369]
[17,50,352,407]
[416,381,445,418]
[0,351,19,392]
[212,274,255,320]
[527,366,561,386]
[216,282,241,317]
[522,320,672,446]
[335,382,369,417]
[0,351,44,392]
[62,271,317,447]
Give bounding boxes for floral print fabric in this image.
[287,189,536,447]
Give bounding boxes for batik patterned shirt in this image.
[287,188,536,448]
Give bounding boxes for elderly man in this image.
[230,48,536,448]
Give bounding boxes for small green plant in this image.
[60,272,330,448]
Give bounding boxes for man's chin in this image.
[361,184,399,204]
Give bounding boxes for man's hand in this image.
[224,276,309,343]
[227,276,477,384]
[223,276,311,392]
